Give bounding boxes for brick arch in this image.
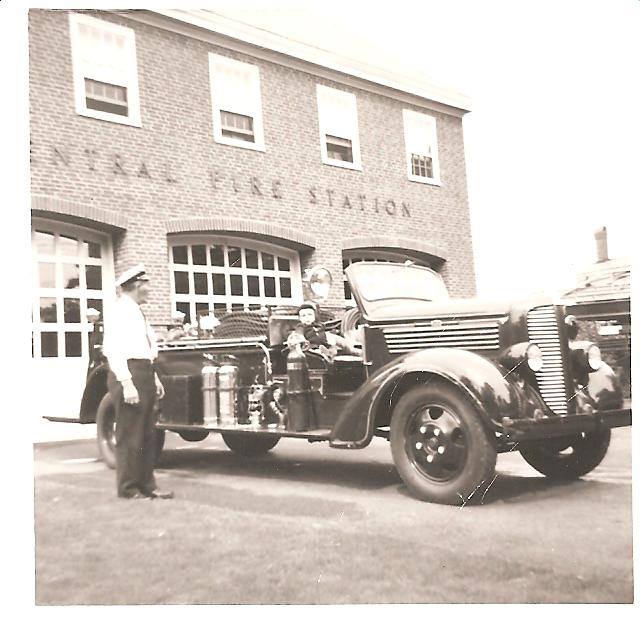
[31,194,128,231]
[165,216,316,251]
[342,235,447,266]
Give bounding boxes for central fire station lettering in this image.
[41,143,411,218]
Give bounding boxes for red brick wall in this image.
[29,9,476,324]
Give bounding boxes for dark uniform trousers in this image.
[107,359,158,498]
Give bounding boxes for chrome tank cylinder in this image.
[218,363,238,425]
[201,363,219,425]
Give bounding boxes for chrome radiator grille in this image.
[527,306,568,415]
[381,317,502,354]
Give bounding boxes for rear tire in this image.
[390,381,496,505]
[178,430,210,442]
[96,393,166,469]
[519,429,611,479]
[221,432,280,456]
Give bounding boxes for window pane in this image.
[63,264,80,289]
[209,245,225,266]
[64,298,81,323]
[41,332,58,357]
[58,234,78,257]
[86,265,102,290]
[278,257,290,271]
[195,302,209,319]
[247,275,260,297]
[279,278,291,298]
[228,247,242,268]
[213,303,227,314]
[173,246,188,264]
[344,281,352,300]
[230,275,243,296]
[87,241,102,258]
[87,298,103,317]
[174,271,189,294]
[192,245,207,265]
[231,303,245,312]
[212,274,226,296]
[245,249,259,269]
[193,273,208,295]
[65,332,82,357]
[176,301,191,324]
[39,262,56,288]
[264,276,276,298]
[262,253,274,270]
[34,231,55,255]
[39,298,57,323]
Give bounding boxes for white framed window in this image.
[342,251,432,306]
[169,236,302,323]
[209,53,265,152]
[403,109,440,185]
[68,13,141,127]
[32,219,114,359]
[316,84,362,170]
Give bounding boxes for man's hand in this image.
[122,379,139,404]
[155,373,165,399]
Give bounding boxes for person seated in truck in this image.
[291,301,362,358]
[166,310,187,341]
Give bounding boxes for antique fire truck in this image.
[78,263,631,505]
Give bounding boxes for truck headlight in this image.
[526,344,544,372]
[587,344,602,371]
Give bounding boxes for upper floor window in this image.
[403,109,440,185]
[68,13,141,126]
[316,85,362,170]
[209,54,265,151]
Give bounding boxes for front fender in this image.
[329,348,524,449]
[580,362,624,411]
[79,363,110,423]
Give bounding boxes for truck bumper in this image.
[502,408,631,442]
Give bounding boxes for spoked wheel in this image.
[519,429,611,480]
[221,432,280,456]
[96,393,166,469]
[390,381,496,505]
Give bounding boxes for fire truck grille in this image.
[527,305,568,415]
[381,317,502,354]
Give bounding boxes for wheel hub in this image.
[405,404,467,481]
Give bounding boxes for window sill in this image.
[321,158,362,172]
[77,108,141,128]
[408,174,441,187]
[214,135,266,153]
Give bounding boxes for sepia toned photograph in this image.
[7,0,636,609]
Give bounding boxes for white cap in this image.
[115,263,149,288]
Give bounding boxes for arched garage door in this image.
[31,218,114,419]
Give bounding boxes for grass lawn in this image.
[34,445,633,605]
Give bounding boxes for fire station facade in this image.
[29,9,474,416]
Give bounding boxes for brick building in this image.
[29,9,474,416]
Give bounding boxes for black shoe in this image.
[146,489,174,499]
[120,491,150,500]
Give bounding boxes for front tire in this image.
[95,393,166,469]
[221,432,280,456]
[519,429,611,479]
[390,381,497,505]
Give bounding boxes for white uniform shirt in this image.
[103,293,158,382]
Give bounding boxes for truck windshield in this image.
[346,262,449,303]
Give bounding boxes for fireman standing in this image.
[103,264,173,500]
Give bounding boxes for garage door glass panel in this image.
[32,222,110,360]
[170,237,302,315]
